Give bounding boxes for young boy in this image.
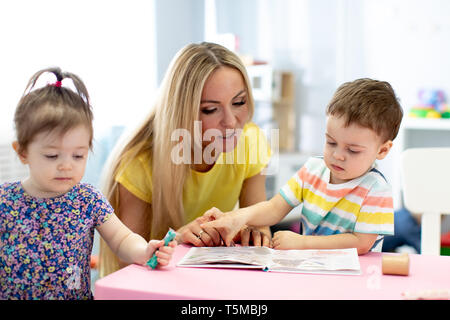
[201,78,403,254]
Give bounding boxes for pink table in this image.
[95,244,450,300]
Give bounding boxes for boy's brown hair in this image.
[326,78,403,142]
[14,67,93,153]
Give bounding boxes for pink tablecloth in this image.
[95,244,450,300]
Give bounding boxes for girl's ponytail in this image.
[14,67,94,152]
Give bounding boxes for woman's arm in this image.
[239,172,267,206]
[113,184,152,268]
[118,184,152,240]
[177,173,272,248]
[238,172,271,246]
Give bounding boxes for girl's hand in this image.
[272,231,303,250]
[146,239,177,267]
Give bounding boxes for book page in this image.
[268,248,361,274]
[177,246,273,267]
[177,247,361,275]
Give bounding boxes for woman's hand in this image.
[200,207,248,247]
[201,207,273,247]
[181,207,273,248]
[237,226,272,247]
[177,212,223,247]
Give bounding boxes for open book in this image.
[177,246,361,275]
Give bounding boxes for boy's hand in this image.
[202,207,226,221]
[146,239,177,267]
[200,207,246,247]
[272,231,303,250]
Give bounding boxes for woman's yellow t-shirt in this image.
[115,122,271,223]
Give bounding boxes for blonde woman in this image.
[99,42,272,277]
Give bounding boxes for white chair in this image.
[401,148,450,255]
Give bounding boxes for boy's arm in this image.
[273,230,378,255]
[244,193,293,227]
[97,214,175,265]
[202,194,292,246]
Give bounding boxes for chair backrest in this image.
[401,147,450,215]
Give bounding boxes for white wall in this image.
[154,0,205,84]
[363,0,450,108]
[359,0,450,208]
[212,0,450,209]
[3,0,450,206]
[215,0,339,153]
[0,0,157,143]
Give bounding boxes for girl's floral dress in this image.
[0,182,112,299]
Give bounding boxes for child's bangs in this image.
[23,103,93,148]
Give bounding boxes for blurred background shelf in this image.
[402,118,450,130]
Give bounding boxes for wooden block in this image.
[382,253,410,276]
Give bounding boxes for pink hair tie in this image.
[53,80,62,87]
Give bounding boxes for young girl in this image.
[0,67,177,300]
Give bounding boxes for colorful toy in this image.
[418,89,446,111]
[441,104,450,119]
[409,107,435,118]
[409,89,450,119]
[146,228,177,269]
[441,231,450,256]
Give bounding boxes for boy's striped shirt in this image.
[279,157,394,250]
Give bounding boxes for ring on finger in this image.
[197,230,204,240]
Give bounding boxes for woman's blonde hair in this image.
[99,42,254,277]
